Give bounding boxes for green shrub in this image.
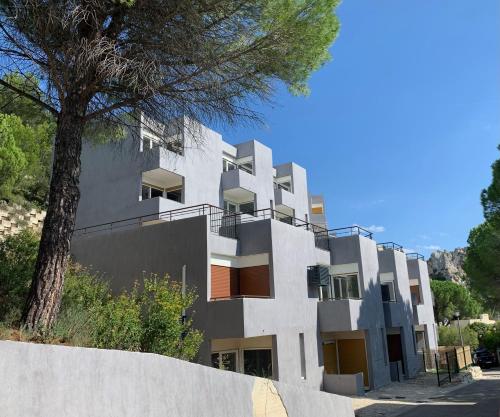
[468,322,494,339]
[140,275,203,360]
[438,325,479,350]
[92,290,143,351]
[0,230,38,325]
[482,328,500,351]
[0,232,203,359]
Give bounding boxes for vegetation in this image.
[0,231,202,360]
[431,279,482,324]
[438,325,479,350]
[0,0,341,330]
[464,145,500,310]
[0,74,54,207]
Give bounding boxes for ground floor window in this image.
[211,351,238,372]
[244,349,273,378]
[211,348,273,378]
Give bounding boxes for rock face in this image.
[427,248,467,284]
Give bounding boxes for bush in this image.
[438,325,479,350]
[468,322,494,339]
[482,328,500,352]
[141,275,203,360]
[0,230,38,325]
[92,291,143,351]
[0,232,203,359]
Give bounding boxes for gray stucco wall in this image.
[0,341,354,417]
[377,249,420,378]
[407,259,438,350]
[72,216,330,391]
[327,235,391,389]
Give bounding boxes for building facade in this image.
[72,118,437,394]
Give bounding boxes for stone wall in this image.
[0,341,354,417]
[0,203,45,240]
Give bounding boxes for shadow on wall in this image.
[356,273,419,387]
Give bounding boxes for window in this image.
[141,184,163,200]
[166,188,182,202]
[211,351,237,372]
[238,161,253,174]
[299,333,306,379]
[141,183,182,202]
[243,349,272,378]
[142,135,154,151]
[222,157,254,174]
[239,201,255,215]
[332,274,360,299]
[224,200,238,213]
[381,281,396,302]
[223,158,237,172]
[224,200,255,215]
[274,180,292,192]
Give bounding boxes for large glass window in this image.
[332,274,360,299]
[211,351,237,372]
[243,349,272,378]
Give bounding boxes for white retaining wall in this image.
[0,341,354,417]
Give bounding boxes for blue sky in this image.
[217,0,500,257]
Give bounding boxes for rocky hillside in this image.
[427,248,467,284]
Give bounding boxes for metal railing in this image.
[328,226,373,239]
[73,204,239,239]
[239,208,331,251]
[377,242,404,252]
[73,203,331,250]
[406,252,424,260]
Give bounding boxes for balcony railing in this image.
[210,294,272,301]
[74,204,238,239]
[328,226,373,239]
[377,242,404,252]
[73,204,330,250]
[406,252,425,261]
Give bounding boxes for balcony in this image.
[318,298,363,332]
[274,186,295,209]
[221,168,257,196]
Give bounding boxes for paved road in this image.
[398,368,500,417]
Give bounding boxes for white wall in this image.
[0,341,354,417]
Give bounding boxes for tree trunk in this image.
[22,96,87,330]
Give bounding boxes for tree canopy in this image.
[431,279,482,324]
[0,73,54,207]
[0,0,341,329]
[464,145,500,310]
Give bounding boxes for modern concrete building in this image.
[71,117,437,395]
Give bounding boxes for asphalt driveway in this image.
[397,368,500,417]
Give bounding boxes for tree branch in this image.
[0,78,58,116]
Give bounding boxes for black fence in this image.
[377,242,404,252]
[73,203,332,249]
[328,225,373,239]
[406,252,425,260]
[420,346,473,386]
